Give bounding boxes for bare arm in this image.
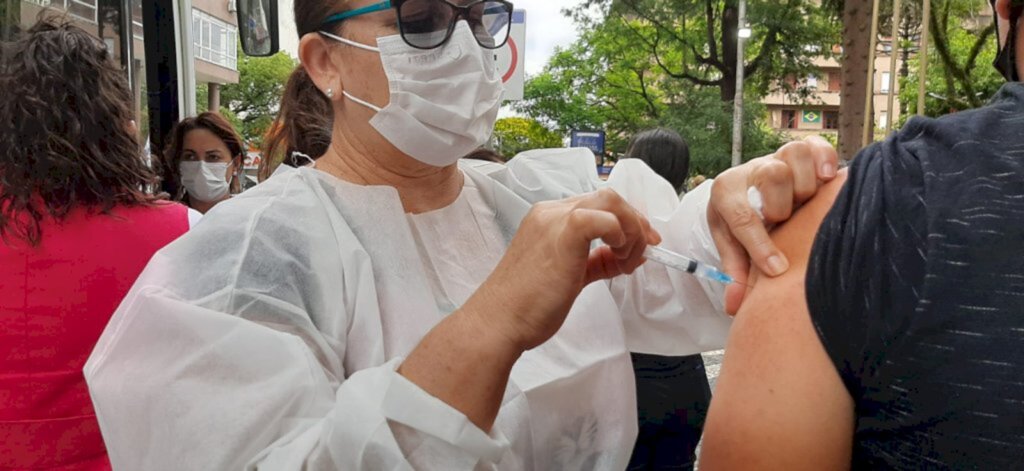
[701,171,854,470]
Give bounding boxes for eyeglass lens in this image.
[398,0,512,49]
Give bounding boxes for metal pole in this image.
[917,0,932,116]
[862,0,882,146]
[885,0,902,135]
[731,0,747,167]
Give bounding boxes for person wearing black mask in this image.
[700,1,1024,469]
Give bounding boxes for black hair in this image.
[624,128,690,192]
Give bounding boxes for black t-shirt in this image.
[807,83,1024,469]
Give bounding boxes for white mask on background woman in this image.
[179,161,231,202]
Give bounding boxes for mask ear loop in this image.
[291,151,317,168]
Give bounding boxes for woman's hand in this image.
[470,188,661,352]
[708,136,840,314]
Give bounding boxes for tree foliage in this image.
[900,0,1002,119]
[571,0,839,102]
[517,0,807,176]
[492,118,565,157]
[214,47,297,148]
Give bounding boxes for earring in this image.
[326,88,335,99]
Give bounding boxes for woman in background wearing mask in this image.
[164,112,244,214]
[85,0,839,468]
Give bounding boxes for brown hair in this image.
[260,0,346,180]
[163,112,246,202]
[463,148,506,163]
[0,15,157,246]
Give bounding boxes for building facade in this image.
[763,44,903,141]
[14,0,239,122]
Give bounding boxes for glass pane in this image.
[238,0,273,56]
[68,0,97,22]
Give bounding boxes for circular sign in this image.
[494,36,518,84]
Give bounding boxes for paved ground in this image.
[701,349,724,392]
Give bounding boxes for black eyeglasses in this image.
[321,0,514,50]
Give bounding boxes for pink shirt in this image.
[1,202,189,470]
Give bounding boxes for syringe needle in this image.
[642,245,751,287]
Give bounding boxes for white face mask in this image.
[322,22,505,167]
[179,161,231,203]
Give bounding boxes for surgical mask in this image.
[994,3,1023,81]
[180,161,231,202]
[321,22,504,167]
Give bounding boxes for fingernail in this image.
[767,255,789,276]
[821,162,837,178]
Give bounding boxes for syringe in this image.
[643,245,736,285]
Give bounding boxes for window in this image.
[824,111,839,130]
[67,0,98,23]
[132,0,145,40]
[807,75,818,89]
[193,9,238,70]
[878,112,889,130]
[828,71,841,92]
[881,72,891,93]
[782,110,798,130]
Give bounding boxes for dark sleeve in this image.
[805,131,930,399]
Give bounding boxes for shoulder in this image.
[498,147,603,202]
[892,85,1024,171]
[153,168,342,279]
[701,172,854,469]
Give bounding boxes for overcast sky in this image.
[277,0,585,76]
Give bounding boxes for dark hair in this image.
[463,148,505,163]
[163,112,246,201]
[624,128,690,192]
[0,15,157,246]
[261,0,344,180]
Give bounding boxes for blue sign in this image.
[570,130,606,156]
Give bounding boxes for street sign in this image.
[494,10,526,101]
[570,130,606,156]
[571,130,606,173]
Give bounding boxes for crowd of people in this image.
[2,0,1023,469]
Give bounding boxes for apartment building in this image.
[763,45,903,140]
[15,0,239,116]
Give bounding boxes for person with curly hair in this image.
[0,15,193,469]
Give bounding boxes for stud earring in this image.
[326,88,335,99]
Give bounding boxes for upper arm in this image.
[700,171,854,471]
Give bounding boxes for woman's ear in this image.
[298,33,343,100]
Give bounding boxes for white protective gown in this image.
[84,148,732,470]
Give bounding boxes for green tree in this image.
[900,6,1001,119]
[572,0,840,103]
[517,2,797,175]
[492,117,565,157]
[217,47,297,148]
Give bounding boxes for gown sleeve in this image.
[604,160,731,356]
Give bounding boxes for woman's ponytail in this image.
[260,66,332,180]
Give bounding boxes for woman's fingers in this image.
[772,141,818,205]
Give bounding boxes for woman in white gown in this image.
[84,0,840,469]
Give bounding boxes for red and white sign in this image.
[494,10,526,101]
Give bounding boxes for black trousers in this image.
[626,353,711,471]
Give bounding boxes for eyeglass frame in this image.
[319,0,514,50]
